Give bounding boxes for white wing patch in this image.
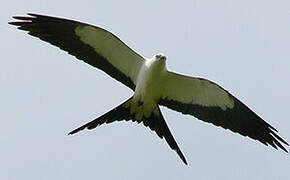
[75,25,143,84]
[163,72,235,111]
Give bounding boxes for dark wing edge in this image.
[159,95,289,153]
[9,13,142,90]
[69,97,187,165]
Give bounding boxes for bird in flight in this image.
[9,13,288,165]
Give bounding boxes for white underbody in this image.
[134,58,166,103]
[126,57,167,120]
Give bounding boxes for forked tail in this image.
[68,97,187,165]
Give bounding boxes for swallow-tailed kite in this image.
[9,13,288,165]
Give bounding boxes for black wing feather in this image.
[9,13,137,90]
[159,96,289,152]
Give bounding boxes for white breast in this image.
[134,58,166,103]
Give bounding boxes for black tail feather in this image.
[68,97,187,165]
[68,98,131,135]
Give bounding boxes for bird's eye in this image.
[159,56,166,61]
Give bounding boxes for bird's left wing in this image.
[9,13,144,90]
[159,71,289,152]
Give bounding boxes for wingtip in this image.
[11,15,32,20]
[278,144,289,153]
[68,129,80,135]
[27,13,36,16]
[9,13,46,22]
[8,21,15,25]
[269,130,289,152]
[27,13,43,18]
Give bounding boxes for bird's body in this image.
[9,13,288,165]
[133,55,166,116]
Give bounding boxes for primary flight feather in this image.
[9,13,288,165]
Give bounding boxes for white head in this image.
[154,53,167,61]
[148,53,167,71]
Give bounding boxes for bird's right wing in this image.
[159,71,288,152]
[9,13,144,90]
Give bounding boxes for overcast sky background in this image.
[1,0,290,179]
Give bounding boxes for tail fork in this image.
[68,97,187,165]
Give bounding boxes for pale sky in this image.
[1,0,290,179]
